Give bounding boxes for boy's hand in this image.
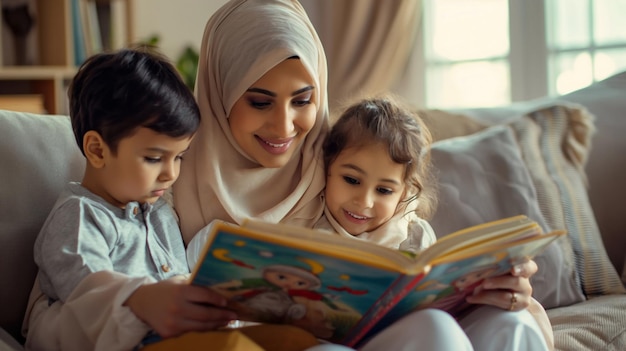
[124,277,238,338]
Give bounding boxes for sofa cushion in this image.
[0,110,85,341]
[506,104,625,297]
[547,294,626,351]
[418,108,487,141]
[558,71,626,284]
[0,327,23,351]
[444,99,625,298]
[429,125,585,309]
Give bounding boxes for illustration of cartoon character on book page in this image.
[209,254,363,339]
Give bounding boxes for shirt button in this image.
[161,264,170,272]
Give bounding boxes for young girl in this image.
[316,95,437,253]
[314,95,553,351]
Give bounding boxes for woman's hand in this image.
[465,258,537,311]
[125,276,238,338]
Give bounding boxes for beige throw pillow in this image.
[509,104,626,297]
[418,109,487,142]
[429,125,585,308]
[431,101,625,298]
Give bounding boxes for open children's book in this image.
[187,215,565,347]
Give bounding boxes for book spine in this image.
[341,271,426,347]
[71,0,87,65]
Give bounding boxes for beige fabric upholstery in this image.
[419,109,487,142]
[510,105,625,297]
[420,101,626,350]
[547,294,626,351]
[557,72,626,280]
[429,125,585,309]
[0,111,85,342]
[0,327,23,351]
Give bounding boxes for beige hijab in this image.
[173,0,329,244]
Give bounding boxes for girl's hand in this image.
[465,258,537,311]
[125,276,238,338]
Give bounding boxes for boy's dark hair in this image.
[68,45,200,156]
[323,95,437,218]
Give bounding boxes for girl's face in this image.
[229,59,318,168]
[325,143,407,235]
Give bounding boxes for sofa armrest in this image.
[0,328,24,351]
[0,110,85,343]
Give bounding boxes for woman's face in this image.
[229,59,318,168]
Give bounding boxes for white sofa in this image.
[1,72,625,350]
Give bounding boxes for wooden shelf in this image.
[0,66,77,80]
[0,0,133,115]
[0,66,77,114]
[0,94,46,114]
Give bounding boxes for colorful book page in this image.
[191,228,406,344]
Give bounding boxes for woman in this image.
[174,1,551,350]
[173,0,328,245]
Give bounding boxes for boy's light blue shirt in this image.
[34,182,188,302]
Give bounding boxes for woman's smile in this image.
[255,135,295,155]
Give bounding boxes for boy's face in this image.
[228,58,317,168]
[93,127,193,207]
[325,143,406,235]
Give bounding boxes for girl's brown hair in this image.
[323,95,437,218]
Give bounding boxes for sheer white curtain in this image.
[302,0,422,117]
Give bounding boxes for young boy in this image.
[25,47,237,351]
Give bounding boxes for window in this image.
[547,0,626,95]
[421,0,626,109]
